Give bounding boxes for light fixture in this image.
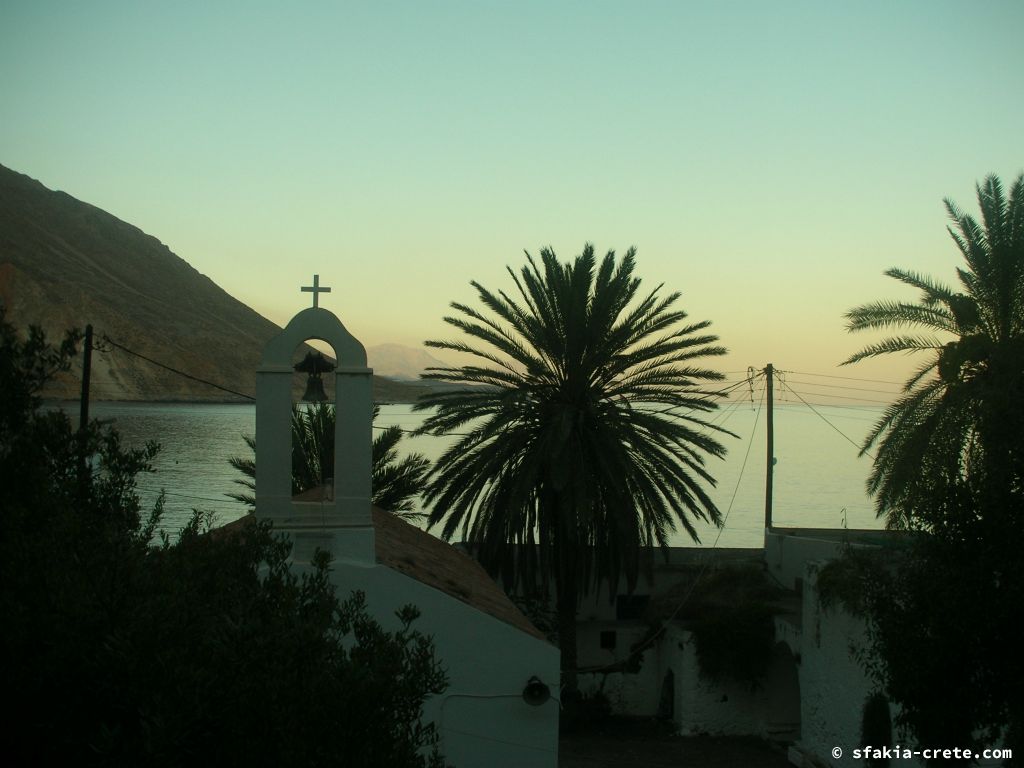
[522,676,550,706]
[294,351,336,403]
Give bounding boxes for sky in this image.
[2,0,1022,388]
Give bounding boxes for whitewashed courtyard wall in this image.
[797,561,877,767]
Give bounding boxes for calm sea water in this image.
[64,399,887,548]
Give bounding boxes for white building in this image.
[571,529,909,768]
[251,283,560,768]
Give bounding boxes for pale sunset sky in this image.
[2,1,1021,383]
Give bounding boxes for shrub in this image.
[0,311,447,767]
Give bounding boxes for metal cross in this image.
[301,274,332,308]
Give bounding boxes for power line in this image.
[579,379,767,675]
[654,373,762,419]
[101,334,257,401]
[781,407,880,424]
[776,377,876,459]
[781,369,907,386]
[135,485,239,505]
[775,399,893,413]
[97,333,766,445]
[784,378,902,395]
[707,395,746,430]
[97,333,463,436]
[780,388,893,405]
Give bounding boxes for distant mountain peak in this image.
[367,343,448,380]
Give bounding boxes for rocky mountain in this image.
[0,164,425,403]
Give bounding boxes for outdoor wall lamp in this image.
[522,676,551,706]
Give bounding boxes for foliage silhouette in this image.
[838,174,1024,760]
[229,401,430,519]
[843,173,1024,528]
[0,309,447,767]
[414,244,732,681]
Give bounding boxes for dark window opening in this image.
[615,594,650,620]
[600,630,617,650]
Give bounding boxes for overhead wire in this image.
[705,394,746,430]
[578,378,767,675]
[783,378,903,395]
[577,364,892,674]
[96,349,884,672]
[781,407,881,423]
[101,334,257,401]
[95,338,799,538]
[135,485,240,505]
[777,388,894,405]
[653,373,762,420]
[98,332,469,435]
[776,377,876,459]
[97,332,758,458]
[780,369,907,386]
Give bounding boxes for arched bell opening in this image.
[255,299,373,529]
[290,340,339,502]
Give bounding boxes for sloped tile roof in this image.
[370,507,548,641]
[217,500,548,643]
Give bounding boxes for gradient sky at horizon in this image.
[2,0,1021,383]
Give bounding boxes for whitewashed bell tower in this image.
[254,275,375,564]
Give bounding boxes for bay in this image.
[66,399,887,548]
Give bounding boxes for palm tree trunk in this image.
[556,567,579,695]
[548,488,581,695]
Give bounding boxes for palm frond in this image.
[420,244,732,605]
[883,268,955,305]
[841,335,945,365]
[227,404,430,516]
[845,173,1024,525]
[844,301,957,334]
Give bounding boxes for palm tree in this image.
[228,403,431,519]
[843,173,1024,528]
[414,244,732,678]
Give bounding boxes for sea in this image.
[54,398,888,549]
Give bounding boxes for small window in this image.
[600,630,617,650]
[615,594,650,620]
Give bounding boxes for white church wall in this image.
[256,289,559,768]
[323,559,561,768]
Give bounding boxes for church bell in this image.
[294,350,336,403]
[302,375,329,403]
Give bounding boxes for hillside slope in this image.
[0,165,423,402]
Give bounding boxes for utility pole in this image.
[764,362,774,532]
[78,324,93,491]
[79,324,93,434]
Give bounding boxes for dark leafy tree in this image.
[0,310,447,767]
[229,402,430,519]
[843,173,1024,528]
[860,691,893,768]
[822,513,1022,761]
[836,174,1024,761]
[414,244,732,680]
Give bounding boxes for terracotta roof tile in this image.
[370,507,548,642]
[216,502,548,643]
